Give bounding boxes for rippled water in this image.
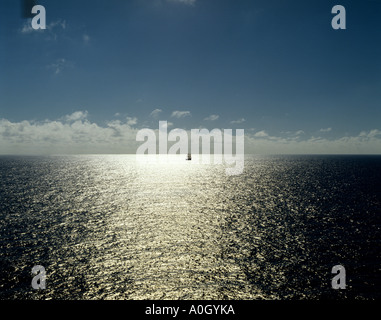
[0,155,380,300]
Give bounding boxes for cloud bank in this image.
[0,112,139,154]
[0,112,380,155]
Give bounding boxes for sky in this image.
[0,0,380,154]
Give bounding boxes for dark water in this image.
[0,155,380,300]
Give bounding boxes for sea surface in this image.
[0,155,380,300]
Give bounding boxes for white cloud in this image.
[254,130,268,138]
[230,118,245,124]
[171,111,191,118]
[0,112,139,154]
[294,130,305,136]
[150,109,163,118]
[20,19,67,39]
[20,19,34,34]
[320,128,332,133]
[1,113,380,155]
[363,129,381,138]
[48,19,66,31]
[126,117,138,126]
[245,129,381,154]
[204,114,219,121]
[65,111,88,122]
[45,19,67,41]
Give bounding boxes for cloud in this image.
[20,19,67,40]
[45,19,67,41]
[0,112,139,154]
[48,19,66,31]
[320,128,332,133]
[245,129,381,154]
[204,114,219,121]
[20,19,34,34]
[65,111,88,122]
[230,118,245,124]
[369,129,381,137]
[150,109,163,118]
[47,58,69,75]
[359,129,381,138]
[171,111,191,118]
[254,130,269,138]
[126,117,138,126]
[1,113,380,155]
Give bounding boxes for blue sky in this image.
[0,0,380,154]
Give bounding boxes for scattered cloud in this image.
[320,128,332,133]
[245,129,381,154]
[19,17,93,48]
[150,109,163,118]
[20,19,34,34]
[254,130,269,138]
[230,118,245,124]
[45,19,67,41]
[20,19,67,40]
[359,129,381,138]
[65,111,88,122]
[126,117,138,126]
[294,130,305,136]
[47,58,71,75]
[281,130,305,138]
[1,113,380,155]
[0,112,139,154]
[204,114,219,121]
[49,19,66,31]
[171,111,191,118]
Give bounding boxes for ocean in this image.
[0,155,380,300]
